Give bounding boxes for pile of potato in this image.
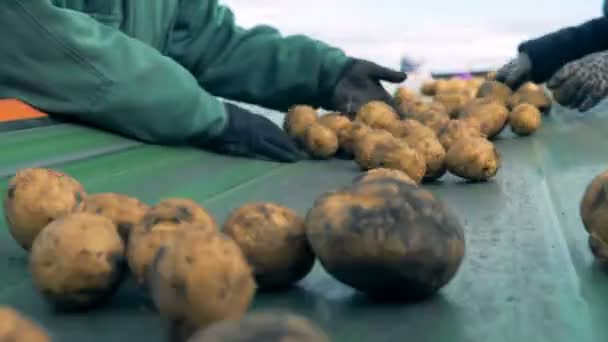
[2,165,467,341]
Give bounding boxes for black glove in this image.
[546,51,608,112]
[495,52,533,90]
[328,58,407,117]
[202,103,304,163]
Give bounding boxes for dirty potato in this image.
[317,113,352,136]
[29,213,126,310]
[284,105,318,139]
[445,137,501,181]
[438,119,484,150]
[393,87,418,105]
[305,178,465,300]
[405,101,450,133]
[77,192,149,244]
[0,306,51,342]
[509,104,542,136]
[476,80,512,106]
[186,311,330,342]
[355,101,400,130]
[459,99,510,139]
[4,168,86,251]
[580,171,608,263]
[302,123,339,159]
[353,168,417,186]
[434,91,471,118]
[127,198,217,287]
[420,80,437,96]
[223,203,314,290]
[149,229,255,338]
[507,82,552,113]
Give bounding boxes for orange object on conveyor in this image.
[0,99,48,122]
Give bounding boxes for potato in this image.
[186,311,330,342]
[438,119,484,150]
[580,171,608,262]
[404,101,450,133]
[149,229,255,337]
[420,80,437,96]
[4,168,86,251]
[507,83,552,113]
[476,81,512,106]
[302,123,339,159]
[30,213,126,310]
[388,119,435,140]
[445,137,501,181]
[0,306,50,342]
[127,198,217,287]
[353,168,417,186]
[459,99,509,139]
[353,129,396,170]
[435,78,467,95]
[223,203,314,290]
[77,192,149,244]
[284,105,318,139]
[335,122,369,158]
[393,87,418,105]
[509,104,541,136]
[305,178,465,300]
[486,71,497,80]
[434,91,471,118]
[355,101,400,130]
[317,113,351,136]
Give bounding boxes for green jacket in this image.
[0,0,349,145]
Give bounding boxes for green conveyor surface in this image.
[1,105,608,342]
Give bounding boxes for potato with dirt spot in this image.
[579,171,608,263]
[77,192,149,244]
[438,119,484,150]
[404,101,450,133]
[149,229,256,339]
[0,307,51,342]
[507,83,552,113]
[223,203,314,290]
[284,105,318,139]
[509,104,541,136]
[30,213,126,310]
[353,168,416,186]
[127,198,217,287]
[459,99,510,139]
[186,311,330,342]
[317,113,351,136]
[301,123,339,159]
[420,80,437,96]
[337,122,372,158]
[353,129,396,170]
[305,178,465,300]
[4,168,86,251]
[476,81,512,105]
[446,137,501,181]
[355,101,400,130]
[434,92,471,118]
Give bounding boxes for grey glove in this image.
[546,51,608,112]
[495,53,533,90]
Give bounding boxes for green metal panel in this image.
[1,106,608,341]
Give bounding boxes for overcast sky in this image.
[221,0,601,72]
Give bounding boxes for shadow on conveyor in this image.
[0,117,61,133]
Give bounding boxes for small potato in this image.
[580,171,608,262]
[223,203,314,290]
[507,83,552,113]
[353,129,396,170]
[510,104,542,136]
[446,137,501,181]
[404,101,450,133]
[337,122,371,157]
[4,168,86,251]
[77,192,149,244]
[388,119,435,140]
[355,101,400,130]
[317,113,351,136]
[420,80,437,96]
[438,119,484,150]
[459,99,510,139]
[394,87,418,105]
[476,81,512,106]
[434,92,471,118]
[435,78,467,95]
[30,213,126,310]
[284,105,318,139]
[0,307,50,342]
[302,123,339,159]
[353,168,417,185]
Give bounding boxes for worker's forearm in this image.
[0,0,226,145]
[518,17,608,83]
[168,0,351,112]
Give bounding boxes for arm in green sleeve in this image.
[0,0,227,145]
[168,0,352,112]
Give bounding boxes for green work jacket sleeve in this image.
[167,0,352,112]
[0,0,227,145]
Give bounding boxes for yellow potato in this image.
[355,101,400,130]
[445,137,501,181]
[284,105,318,139]
[302,123,339,159]
[509,104,542,136]
[0,306,50,342]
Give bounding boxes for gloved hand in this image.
[202,103,304,162]
[495,52,533,90]
[329,58,407,117]
[546,51,608,112]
